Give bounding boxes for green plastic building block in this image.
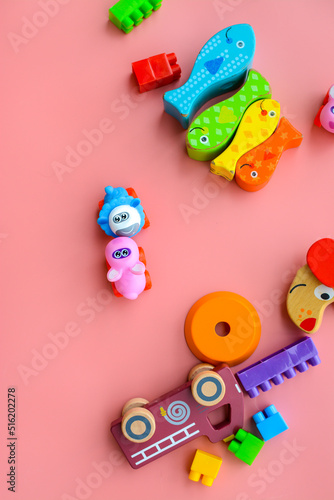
[109,0,163,34]
[228,429,264,465]
[186,70,271,161]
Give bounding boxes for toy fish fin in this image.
[131,262,145,275]
[107,268,122,282]
[314,106,323,127]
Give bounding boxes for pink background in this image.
[1,0,334,499]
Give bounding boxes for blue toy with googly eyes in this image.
[163,24,256,129]
[97,186,147,238]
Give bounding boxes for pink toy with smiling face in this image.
[314,85,334,133]
[105,237,149,300]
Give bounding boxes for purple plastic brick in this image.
[236,337,321,398]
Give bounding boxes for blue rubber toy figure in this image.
[97,186,146,238]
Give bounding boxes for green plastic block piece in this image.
[228,429,264,465]
[109,0,163,34]
[186,70,271,161]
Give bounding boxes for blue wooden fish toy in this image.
[163,24,256,129]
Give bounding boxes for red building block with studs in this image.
[132,53,181,93]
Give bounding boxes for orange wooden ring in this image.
[184,292,261,366]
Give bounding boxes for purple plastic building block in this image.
[236,337,321,398]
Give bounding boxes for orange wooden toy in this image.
[184,292,261,366]
[235,117,303,192]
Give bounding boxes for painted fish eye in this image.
[331,106,334,114]
[268,110,276,117]
[121,249,129,257]
[236,41,245,48]
[113,250,121,259]
[314,284,334,301]
[250,171,258,178]
[200,135,209,144]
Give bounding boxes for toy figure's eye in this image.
[200,135,209,144]
[114,250,121,259]
[121,212,129,221]
[113,215,121,223]
[269,110,276,117]
[251,171,258,178]
[236,41,245,48]
[331,106,334,114]
[314,285,334,301]
[121,249,129,257]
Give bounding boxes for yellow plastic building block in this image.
[189,449,222,487]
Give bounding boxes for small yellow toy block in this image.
[189,449,222,487]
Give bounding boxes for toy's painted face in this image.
[109,205,141,237]
[112,248,131,260]
[287,265,334,333]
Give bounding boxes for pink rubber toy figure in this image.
[314,85,334,133]
[105,237,150,300]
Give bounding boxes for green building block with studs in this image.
[109,0,163,34]
[186,70,271,162]
[228,429,264,465]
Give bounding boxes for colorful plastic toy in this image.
[110,363,244,469]
[211,99,280,180]
[314,85,334,133]
[236,337,321,398]
[132,53,181,93]
[186,70,271,161]
[184,292,261,366]
[189,450,222,486]
[105,237,151,300]
[287,238,334,333]
[163,24,256,129]
[235,117,303,191]
[109,0,163,34]
[98,186,149,238]
[253,405,288,441]
[228,429,264,465]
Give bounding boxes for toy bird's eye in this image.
[113,215,121,223]
[331,106,334,114]
[314,284,334,301]
[236,41,245,48]
[114,251,121,258]
[200,135,209,144]
[121,249,129,257]
[251,171,258,178]
[269,110,276,117]
[121,212,129,221]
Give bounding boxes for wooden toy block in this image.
[163,24,256,129]
[132,53,181,93]
[287,238,334,333]
[184,292,261,366]
[236,337,321,398]
[186,70,271,161]
[235,117,303,192]
[314,84,334,133]
[210,99,280,180]
[189,450,222,486]
[109,0,163,34]
[253,405,288,441]
[110,364,244,469]
[228,429,264,465]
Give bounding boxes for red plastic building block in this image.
[132,53,181,93]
